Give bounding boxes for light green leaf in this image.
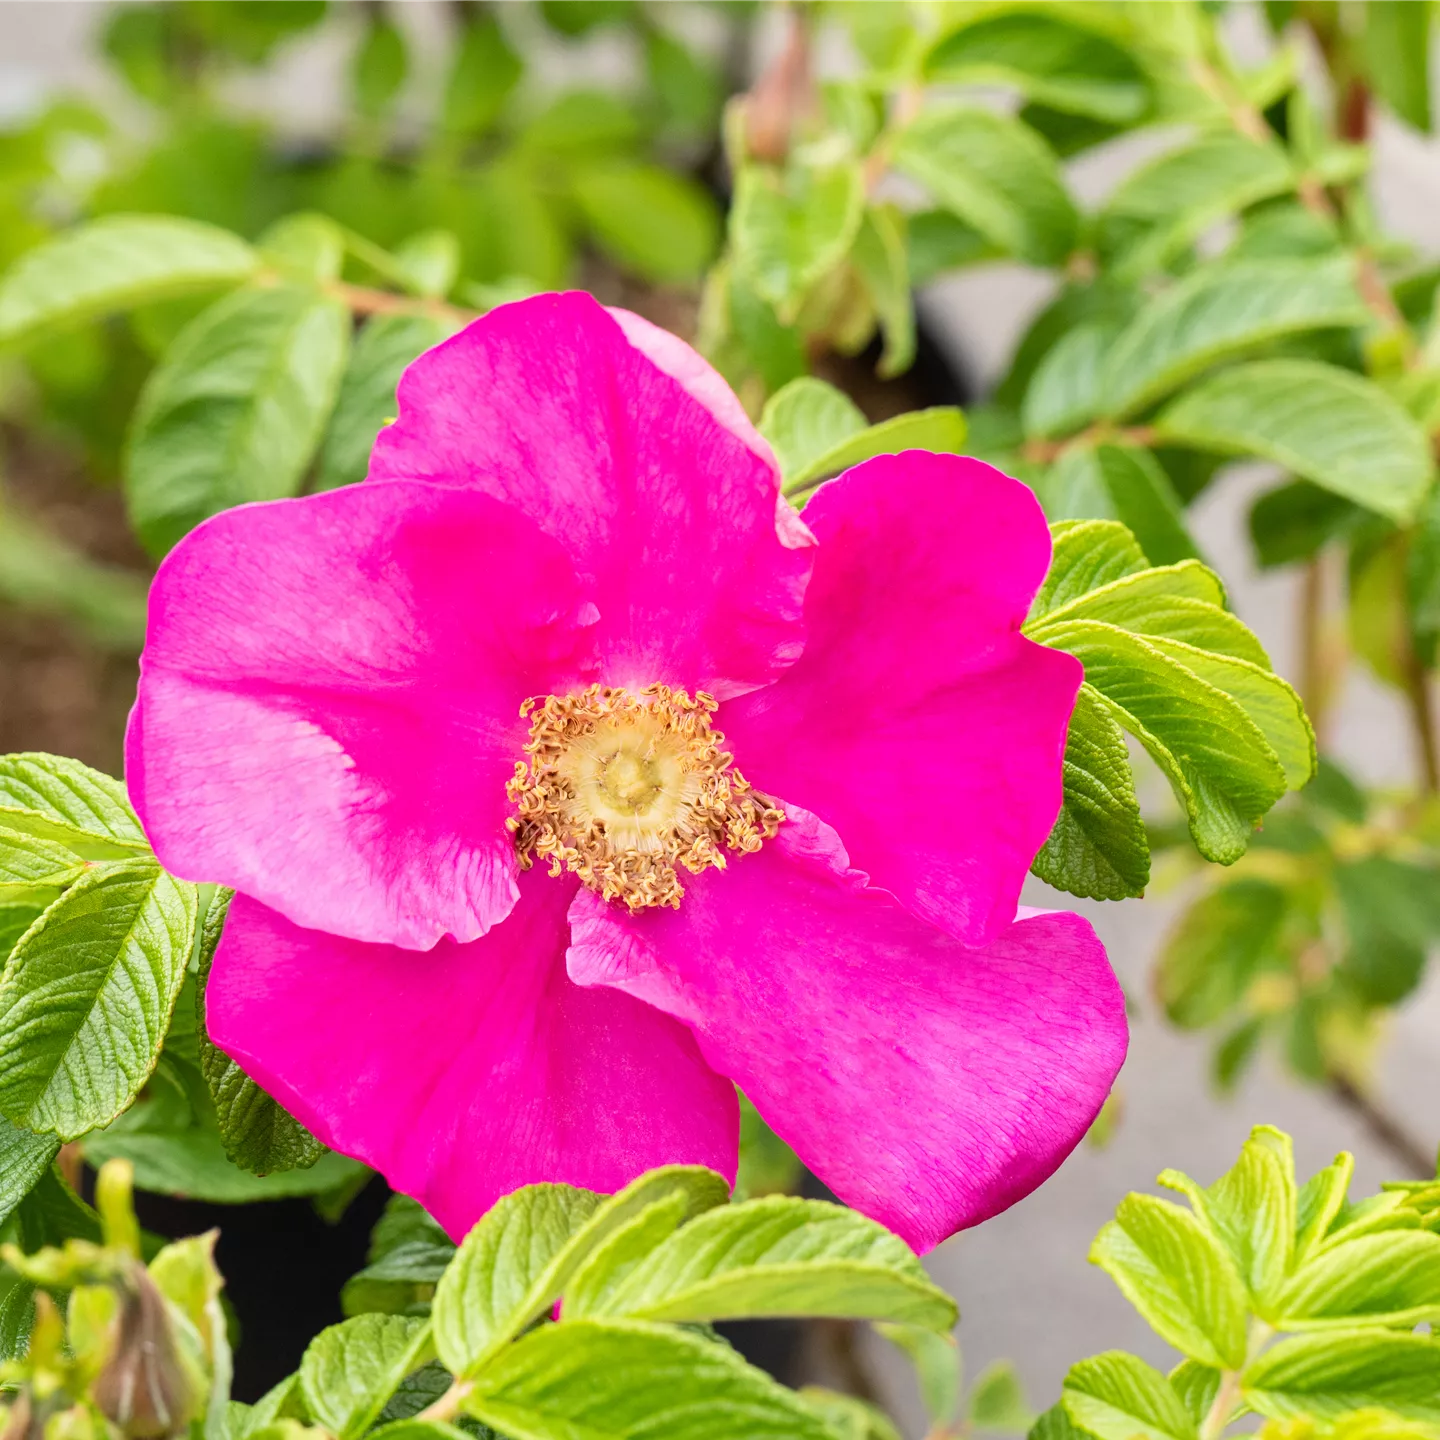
[1275,1230,1440,1329]
[731,162,865,315]
[1099,134,1295,279]
[0,1115,59,1227]
[1036,445,1198,566]
[0,860,197,1140]
[877,1324,961,1427]
[801,1388,902,1440]
[1198,1125,1296,1313]
[970,1360,1034,1434]
[1030,519,1147,617]
[1296,1154,1355,1266]
[1155,360,1434,523]
[432,1167,728,1377]
[924,13,1149,122]
[572,164,720,285]
[562,1193,693,1320]
[895,105,1079,265]
[0,216,258,345]
[1090,1193,1248,1369]
[0,753,149,855]
[1029,682,1148,902]
[1242,1331,1440,1422]
[317,313,454,491]
[1102,256,1369,419]
[852,204,915,379]
[1062,1352,1197,1440]
[759,378,866,484]
[782,408,967,500]
[195,888,324,1175]
[567,1193,955,1331]
[1156,879,1287,1029]
[1365,1,1431,133]
[391,232,460,301]
[125,284,351,555]
[259,213,345,284]
[300,1315,434,1440]
[0,829,87,892]
[465,1318,837,1440]
[1022,323,1117,440]
[1167,1362,1220,1427]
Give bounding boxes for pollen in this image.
[506,683,784,912]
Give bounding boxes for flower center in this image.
[506,684,783,912]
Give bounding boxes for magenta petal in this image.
[209,872,739,1239]
[720,452,1080,945]
[367,291,813,699]
[567,815,1126,1253]
[128,482,596,949]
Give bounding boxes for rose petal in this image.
[128,481,596,949]
[567,810,1126,1253]
[368,291,813,699]
[721,452,1080,945]
[209,872,739,1240]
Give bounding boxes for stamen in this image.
[506,684,784,912]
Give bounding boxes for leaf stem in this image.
[1198,1368,1242,1440]
[323,280,473,326]
[415,1380,473,1424]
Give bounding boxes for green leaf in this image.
[1022,322,1116,440]
[125,284,351,555]
[970,1360,1034,1434]
[877,1324,961,1427]
[317,313,454,491]
[0,829,87,893]
[1101,256,1369,419]
[1335,857,1440,1005]
[1155,360,1434,523]
[195,889,324,1175]
[441,16,521,137]
[1274,1230,1440,1329]
[390,233,459,301]
[1031,519,1148,616]
[564,1193,955,1331]
[1061,1352,1197,1440]
[1365,1,1431,132]
[1167,1362,1220,1427]
[259,214,345,284]
[758,378,866,483]
[1099,134,1295,279]
[1089,1193,1248,1369]
[352,17,409,122]
[300,1315,434,1440]
[0,860,197,1139]
[895,105,1079,265]
[0,753,149,855]
[572,164,720,285]
[776,405,968,499]
[343,1196,456,1318]
[0,216,257,346]
[801,1388,902,1440]
[0,1116,59,1227]
[924,14,1149,122]
[1249,481,1362,569]
[731,162,865,316]
[432,1167,728,1377]
[1029,682,1148,902]
[1196,1125,1296,1313]
[851,204,915,378]
[1156,879,1287,1029]
[1241,1331,1440,1422]
[465,1318,838,1440]
[1296,1153,1355,1266]
[1036,445,1198,566]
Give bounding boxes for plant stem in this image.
[1297,554,1332,746]
[1199,1368,1243,1440]
[1327,1070,1435,1178]
[416,1380,472,1424]
[324,280,473,326]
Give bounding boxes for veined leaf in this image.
[1241,1331,1440,1423]
[924,13,1149,122]
[1155,360,1434,523]
[1274,1230,1440,1329]
[1101,255,1369,419]
[465,1319,837,1440]
[125,284,350,555]
[0,215,257,345]
[1022,322,1118,440]
[1099,133,1295,278]
[851,204,915,379]
[0,829,87,893]
[300,1315,434,1440]
[432,1167,728,1377]
[0,1116,59,1227]
[0,860,197,1139]
[895,105,1079,266]
[563,1194,956,1331]
[1090,1194,1248,1369]
[1061,1351,1197,1440]
[0,753,149,856]
[1296,1153,1355,1267]
[195,888,325,1175]
[801,1387,903,1440]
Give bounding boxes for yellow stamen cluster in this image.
[506,683,783,912]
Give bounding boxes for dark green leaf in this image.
[1249,481,1363,570]
[572,164,720,285]
[0,1117,59,1228]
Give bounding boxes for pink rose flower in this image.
[126,292,1127,1253]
